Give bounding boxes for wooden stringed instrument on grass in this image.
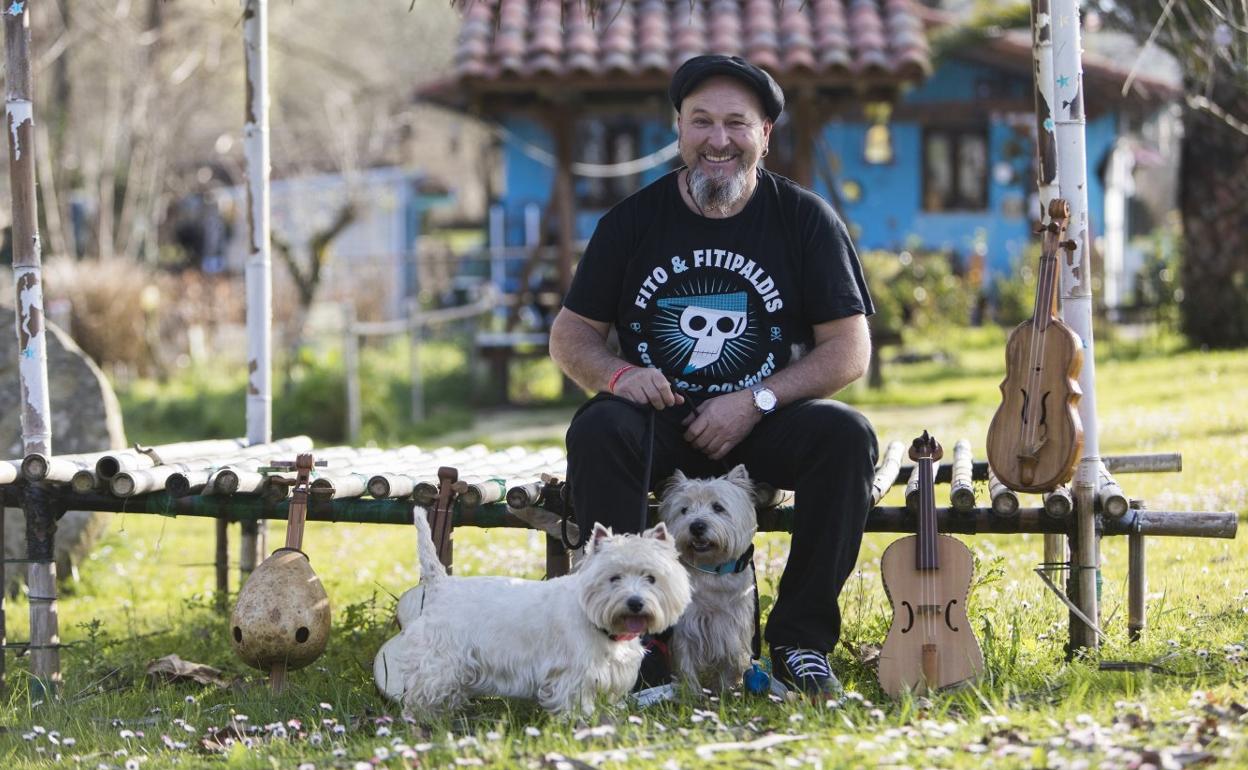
[879,432,983,697]
[986,198,1084,493]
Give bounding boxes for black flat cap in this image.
[669,55,785,121]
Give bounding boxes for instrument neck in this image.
[1032,251,1060,331]
[915,457,939,571]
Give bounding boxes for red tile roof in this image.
[449,0,930,92]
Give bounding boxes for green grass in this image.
[4,333,1248,768]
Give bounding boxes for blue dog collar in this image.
[682,543,755,576]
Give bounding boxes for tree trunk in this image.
[1179,79,1248,348]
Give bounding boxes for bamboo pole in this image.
[949,439,976,512]
[1031,0,1068,589]
[1128,502,1146,642]
[1,460,19,485]
[7,0,58,693]
[215,516,229,614]
[905,455,939,513]
[988,467,1020,517]
[1103,453,1180,474]
[871,440,905,505]
[1043,486,1074,518]
[893,452,1179,485]
[167,468,218,498]
[1051,0,1101,651]
[70,470,100,494]
[22,450,109,482]
[369,472,418,500]
[1097,461,1128,517]
[241,0,272,579]
[505,480,545,510]
[95,438,249,479]
[453,478,509,509]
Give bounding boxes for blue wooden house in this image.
[424,0,1176,299]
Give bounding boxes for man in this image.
[549,54,878,696]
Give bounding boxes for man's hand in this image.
[682,390,760,460]
[612,367,686,410]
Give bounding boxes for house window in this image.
[922,126,989,212]
[577,118,642,209]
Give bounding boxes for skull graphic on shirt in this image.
[657,292,750,374]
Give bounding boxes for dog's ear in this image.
[643,522,670,541]
[588,523,613,554]
[724,463,754,491]
[658,470,686,501]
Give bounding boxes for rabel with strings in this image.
[878,432,984,697]
[986,198,1084,493]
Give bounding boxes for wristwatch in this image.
[751,386,778,415]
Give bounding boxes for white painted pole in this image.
[1051,0,1101,651]
[241,0,271,575]
[6,0,59,692]
[1031,0,1067,584]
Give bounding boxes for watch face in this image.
[755,388,777,411]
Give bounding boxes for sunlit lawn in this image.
[1,329,1246,768]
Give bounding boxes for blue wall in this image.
[496,57,1120,278]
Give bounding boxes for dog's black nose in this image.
[690,520,708,537]
[627,596,645,613]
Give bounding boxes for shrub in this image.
[861,250,977,344]
[990,247,1040,328]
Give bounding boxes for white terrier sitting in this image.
[373,509,691,716]
[660,464,758,694]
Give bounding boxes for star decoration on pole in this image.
[7,1,25,16]
[1056,74,1072,88]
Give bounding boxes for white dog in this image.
[373,509,691,716]
[660,464,759,694]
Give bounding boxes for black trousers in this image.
[566,393,878,654]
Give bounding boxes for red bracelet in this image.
[607,365,636,393]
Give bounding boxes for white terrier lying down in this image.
[374,509,691,716]
[660,464,758,693]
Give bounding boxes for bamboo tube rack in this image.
[0,442,1236,686]
[0,485,1233,540]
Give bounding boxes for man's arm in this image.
[549,308,684,409]
[682,313,871,459]
[761,312,872,404]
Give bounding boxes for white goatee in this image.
[688,163,750,217]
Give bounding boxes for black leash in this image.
[560,398,657,550]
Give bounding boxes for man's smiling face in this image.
[677,76,773,215]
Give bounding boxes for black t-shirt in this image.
[564,168,873,398]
